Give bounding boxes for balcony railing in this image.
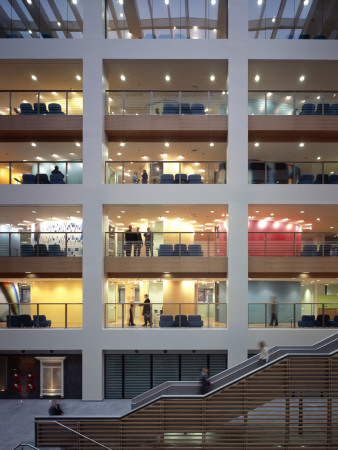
[0,232,83,257]
[105,160,226,184]
[249,160,338,184]
[105,232,227,257]
[249,302,338,328]
[105,302,227,328]
[0,160,83,184]
[248,232,338,257]
[248,91,338,115]
[1,303,82,328]
[0,90,83,115]
[106,90,228,115]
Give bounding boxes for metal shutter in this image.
[153,354,179,387]
[181,354,208,381]
[105,355,123,399]
[209,354,227,377]
[124,354,151,399]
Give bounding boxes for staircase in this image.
[35,334,338,449]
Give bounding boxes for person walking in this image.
[269,296,278,326]
[128,303,135,326]
[141,169,148,184]
[258,341,269,365]
[200,367,213,395]
[48,400,63,416]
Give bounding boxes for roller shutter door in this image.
[209,354,227,376]
[181,354,208,381]
[105,355,123,399]
[124,354,151,399]
[153,354,179,387]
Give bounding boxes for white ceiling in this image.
[0,60,83,90]
[109,141,227,161]
[249,60,338,91]
[0,142,82,162]
[249,142,338,162]
[248,204,338,232]
[104,60,228,91]
[0,206,82,228]
[104,204,227,230]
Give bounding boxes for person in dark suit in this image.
[200,368,213,395]
[51,165,64,178]
[48,400,63,416]
[134,227,143,256]
[142,294,152,326]
[143,227,152,256]
[141,170,148,184]
[125,225,134,256]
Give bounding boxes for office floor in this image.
[0,398,131,449]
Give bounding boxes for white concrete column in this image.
[226,0,249,367]
[82,346,104,401]
[83,0,106,40]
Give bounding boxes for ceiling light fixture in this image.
[31,142,36,147]
[210,75,215,81]
[31,75,37,81]
[57,22,61,27]
[254,74,260,82]
[165,75,170,81]
[76,142,81,147]
[299,75,305,82]
[76,75,81,81]
[120,74,126,81]
[210,142,214,147]
[254,142,259,147]
[299,142,304,147]
[317,156,321,160]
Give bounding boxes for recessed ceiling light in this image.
[165,142,170,147]
[317,156,321,160]
[254,74,260,82]
[257,0,262,4]
[32,210,36,213]
[254,142,259,147]
[255,210,259,213]
[76,75,81,81]
[304,0,309,5]
[31,142,36,147]
[210,75,215,81]
[210,210,215,213]
[120,74,126,81]
[165,75,170,81]
[316,218,320,221]
[299,142,304,147]
[161,153,168,158]
[57,22,61,27]
[75,142,81,147]
[300,210,304,213]
[35,156,42,160]
[165,210,170,213]
[51,154,58,158]
[299,75,305,82]
[72,0,78,3]
[27,0,32,3]
[121,210,125,213]
[272,17,276,22]
[31,75,37,81]
[330,226,334,229]
[142,155,148,159]
[117,152,122,156]
[28,30,32,34]
[178,155,184,159]
[270,213,274,216]
[119,142,126,147]
[210,142,214,147]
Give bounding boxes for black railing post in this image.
[65,232,68,257]
[8,232,11,257]
[66,91,69,115]
[9,162,12,184]
[65,303,68,328]
[122,303,124,328]
[37,304,40,327]
[293,303,296,328]
[265,303,267,328]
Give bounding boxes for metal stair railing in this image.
[12,444,39,450]
[131,332,338,411]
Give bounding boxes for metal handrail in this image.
[131,333,338,411]
[248,302,338,328]
[54,421,112,450]
[12,443,39,450]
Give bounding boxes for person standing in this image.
[124,225,133,257]
[258,341,269,365]
[269,296,278,326]
[141,170,148,184]
[142,294,152,326]
[132,171,139,184]
[143,227,152,256]
[51,165,64,178]
[200,367,213,395]
[134,227,143,256]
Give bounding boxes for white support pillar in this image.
[226,0,249,367]
[83,0,106,40]
[81,45,107,400]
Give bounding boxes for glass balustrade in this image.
[248,161,338,184]
[104,302,227,328]
[248,303,338,328]
[248,232,338,257]
[0,161,83,185]
[1,303,82,328]
[248,91,338,115]
[106,161,226,184]
[0,91,83,115]
[105,232,227,257]
[0,232,83,257]
[106,91,228,115]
